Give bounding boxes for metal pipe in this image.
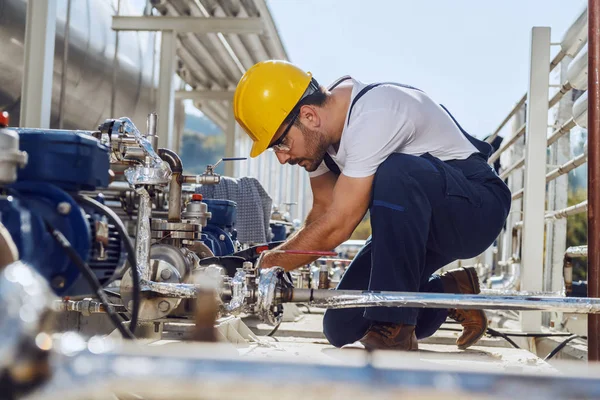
[485,94,526,144]
[499,156,524,180]
[566,245,589,258]
[57,0,72,129]
[547,117,577,147]
[588,0,600,362]
[499,118,576,180]
[289,288,600,314]
[512,152,588,200]
[147,112,158,151]
[549,81,573,108]
[142,280,232,299]
[488,123,525,164]
[54,299,128,315]
[134,188,152,281]
[514,201,588,228]
[489,262,521,291]
[157,148,183,222]
[546,151,588,182]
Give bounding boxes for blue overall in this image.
[321,82,512,347]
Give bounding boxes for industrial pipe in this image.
[588,0,600,362]
[514,201,588,228]
[499,118,576,180]
[512,152,588,200]
[488,123,526,164]
[563,246,588,296]
[158,148,183,222]
[288,288,600,314]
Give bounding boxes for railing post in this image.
[587,0,600,362]
[520,27,551,332]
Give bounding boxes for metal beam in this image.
[224,104,236,177]
[112,16,264,34]
[520,27,551,333]
[588,0,600,362]
[20,0,57,128]
[158,31,176,150]
[175,90,234,101]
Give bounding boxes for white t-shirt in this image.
[310,77,478,178]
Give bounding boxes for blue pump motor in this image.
[0,129,125,295]
[200,199,237,257]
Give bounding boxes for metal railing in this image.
[480,5,598,359]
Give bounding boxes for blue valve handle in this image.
[222,157,247,161]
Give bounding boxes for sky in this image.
[265,0,587,139]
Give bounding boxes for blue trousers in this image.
[323,153,511,347]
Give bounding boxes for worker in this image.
[234,60,511,351]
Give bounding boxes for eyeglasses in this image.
[269,110,298,153]
[268,78,320,153]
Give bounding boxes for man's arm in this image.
[260,173,373,271]
[305,171,338,226]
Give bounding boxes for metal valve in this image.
[256,267,294,326]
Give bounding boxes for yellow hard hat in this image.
[234,60,313,158]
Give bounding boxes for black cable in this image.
[76,194,139,333]
[267,320,282,337]
[439,326,521,349]
[44,221,135,339]
[544,334,582,361]
[485,327,521,349]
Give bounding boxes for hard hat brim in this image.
[250,137,270,158]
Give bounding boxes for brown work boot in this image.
[358,323,419,351]
[440,266,488,350]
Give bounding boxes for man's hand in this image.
[260,173,374,271]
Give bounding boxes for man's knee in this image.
[322,309,370,348]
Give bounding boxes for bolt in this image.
[160,268,172,281]
[219,234,226,241]
[51,275,66,289]
[158,300,170,312]
[57,202,71,215]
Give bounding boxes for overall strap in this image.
[322,80,491,177]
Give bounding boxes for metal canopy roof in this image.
[151,0,288,130]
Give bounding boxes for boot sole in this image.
[458,267,487,350]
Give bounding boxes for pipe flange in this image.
[151,220,202,232]
[256,267,293,326]
[151,231,202,240]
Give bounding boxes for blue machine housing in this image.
[0,129,122,295]
[201,199,237,257]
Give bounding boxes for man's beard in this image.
[287,123,329,172]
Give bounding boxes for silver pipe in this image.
[147,112,158,151]
[142,280,232,298]
[547,117,576,147]
[499,118,576,180]
[488,262,521,291]
[566,245,588,258]
[57,0,72,129]
[488,123,525,164]
[514,200,588,228]
[290,288,600,314]
[135,188,152,281]
[485,94,526,144]
[546,151,588,182]
[53,299,128,315]
[499,156,524,180]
